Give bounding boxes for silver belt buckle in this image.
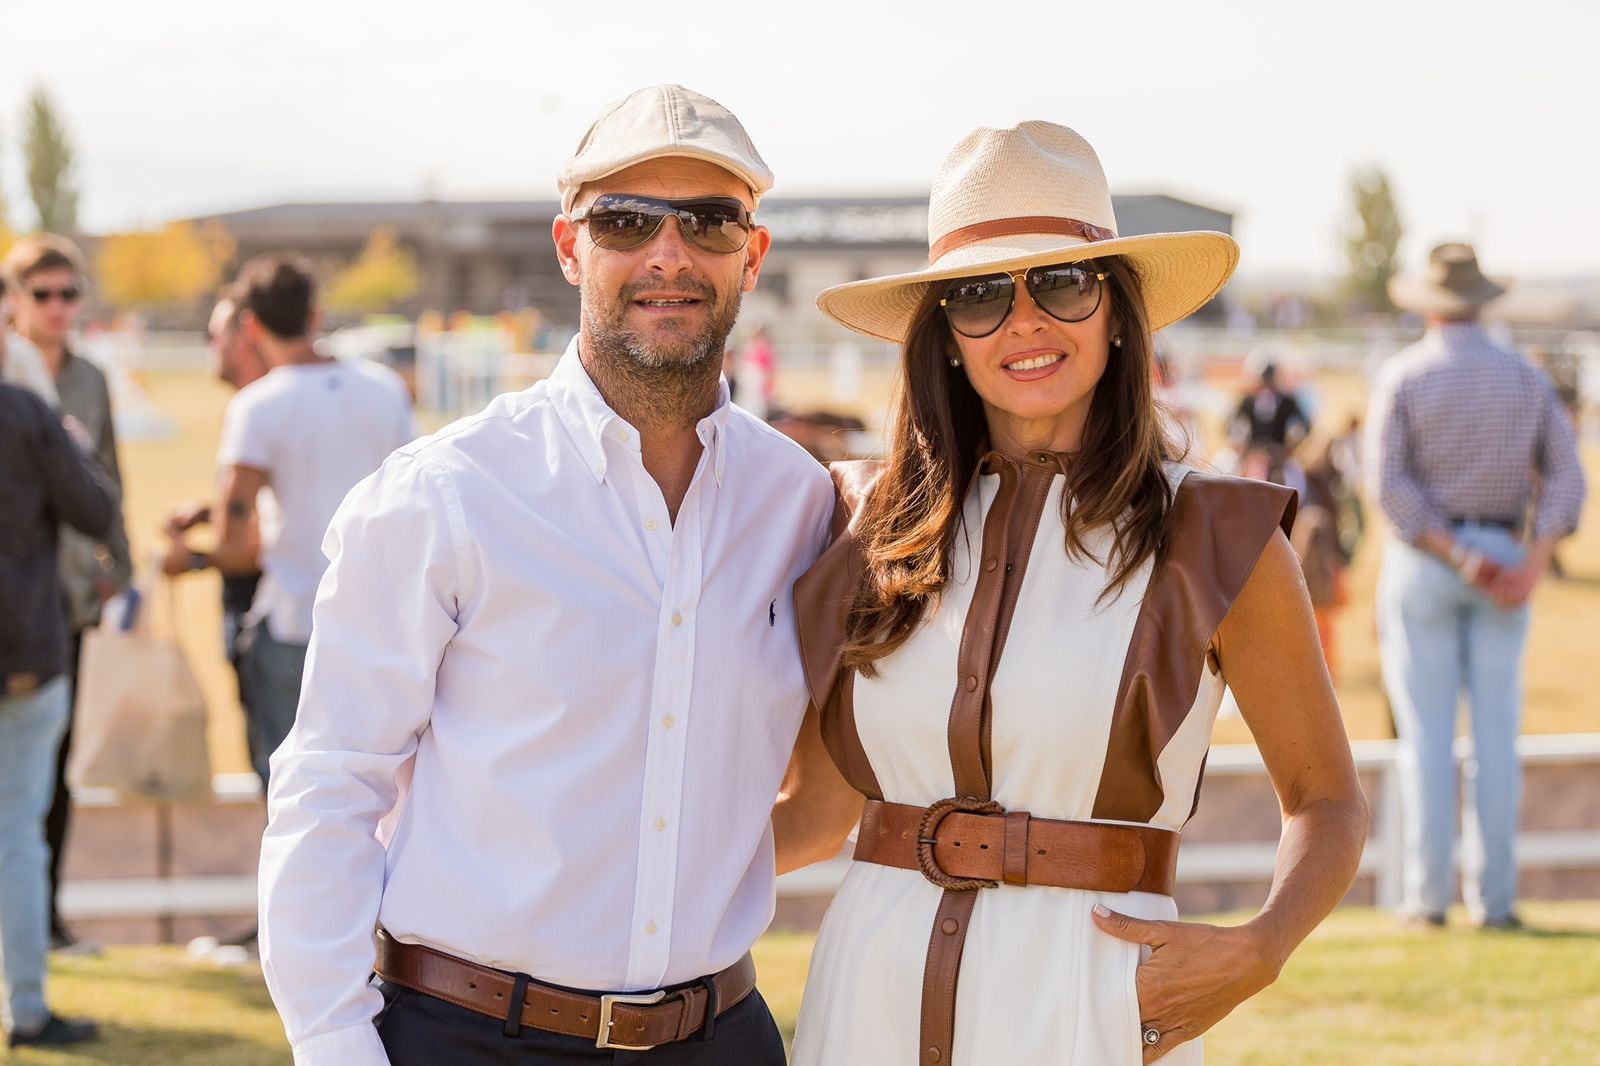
[595,989,667,1050]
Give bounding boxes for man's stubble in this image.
[582,274,743,429]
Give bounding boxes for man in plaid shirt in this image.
[1366,242,1586,930]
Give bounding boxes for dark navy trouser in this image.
[374,977,787,1066]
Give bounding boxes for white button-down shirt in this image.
[259,340,834,1065]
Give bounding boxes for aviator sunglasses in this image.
[570,194,753,255]
[939,262,1107,338]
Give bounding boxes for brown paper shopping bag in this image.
[67,576,212,803]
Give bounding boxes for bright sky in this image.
[2,0,1595,281]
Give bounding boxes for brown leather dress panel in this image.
[919,453,1062,1066]
[792,460,886,799]
[1092,472,1297,823]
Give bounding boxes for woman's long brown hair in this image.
[842,256,1182,675]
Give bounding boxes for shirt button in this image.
[593,464,604,477]
[644,517,658,531]
[653,817,667,832]
[671,612,683,626]
[645,920,658,936]
[965,675,979,692]
[662,714,676,730]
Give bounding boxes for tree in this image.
[24,86,79,233]
[1343,166,1403,314]
[325,227,420,314]
[96,221,236,310]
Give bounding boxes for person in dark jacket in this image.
[0,287,109,1048]
[2,235,132,952]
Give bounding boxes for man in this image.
[0,277,108,1048]
[1366,242,1586,929]
[163,296,271,784]
[162,256,415,790]
[2,235,132,953]
[1230,359,1310,455]
[259,85,833,1065]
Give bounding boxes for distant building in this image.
[194,194,1235,342]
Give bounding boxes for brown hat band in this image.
[928,216,1115,265]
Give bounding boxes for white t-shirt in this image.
[218,358,416,643]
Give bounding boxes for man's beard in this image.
[582,275,742,426]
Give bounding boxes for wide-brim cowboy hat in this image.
[1387,242,1507,316]
[816,122,1239,343]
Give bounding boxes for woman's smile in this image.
[1000,348,1068,381]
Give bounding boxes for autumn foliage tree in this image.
[325,226,420,313]
[96,221,237,310]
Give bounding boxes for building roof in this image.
[196,193,1232,250]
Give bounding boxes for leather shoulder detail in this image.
[793,460,882,716]
[828,459,886,537]
[1092,472,1298,823]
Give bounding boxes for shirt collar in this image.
[1428,320,1490,345]
[547,336,733,487]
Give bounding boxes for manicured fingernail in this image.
[1093,904,1111,917]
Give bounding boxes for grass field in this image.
[118,367,1599,772]
[33,366,1598,1061]
[11,902,1599,1064]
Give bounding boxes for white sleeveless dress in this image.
[791,460,1293,1066]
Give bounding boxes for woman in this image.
[775,123,1368,1064]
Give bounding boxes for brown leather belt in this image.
[374,930,757,1051]
[854,798,1179,895]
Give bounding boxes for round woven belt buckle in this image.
[915,796,1003,891]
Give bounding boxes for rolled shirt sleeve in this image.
[1532,383,1587,541]
[258,450,471,1066]
[1365,366,1447,544]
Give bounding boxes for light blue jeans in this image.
[0,675,70,1032]
[1377,526,1530,921]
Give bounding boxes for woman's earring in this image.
[1111,335,1124,349]
[949,355,963,367]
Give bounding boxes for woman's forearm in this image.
[1246,791,1370,972]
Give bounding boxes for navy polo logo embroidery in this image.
[769,600,777,627]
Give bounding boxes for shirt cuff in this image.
[292,1022,391,1066]
[1531,516,1579,543]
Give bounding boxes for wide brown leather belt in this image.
[854,798,1180,895]
[374,930,757,1051]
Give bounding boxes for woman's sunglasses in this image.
[939,262,1106,339]
[570,194,753,255]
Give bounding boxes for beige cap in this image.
[557,84,774,214]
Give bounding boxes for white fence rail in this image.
[60,735,1600,921]
[776,734,1600,906]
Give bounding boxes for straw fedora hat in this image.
[1387,242,1506,316]
[816,122,1239,343]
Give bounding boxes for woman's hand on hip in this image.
[1092,903,1283,1063]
